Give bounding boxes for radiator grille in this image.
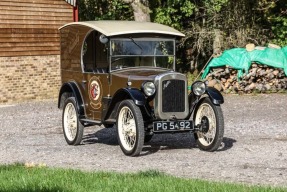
[162,80,185,112]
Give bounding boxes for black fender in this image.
[187,87,223,119]
[206,87,224,105]
[103,88,146,122]
[58,82,85,118]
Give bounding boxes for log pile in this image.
[205,63,287,94]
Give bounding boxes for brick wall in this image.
[0,55,60,103]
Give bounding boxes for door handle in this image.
[82,80,87,90]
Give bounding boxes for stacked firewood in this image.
[205,63,287,93]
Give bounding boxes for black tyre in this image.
[117,100,144,156]
[193,97,224,151]
[62,97,84,145]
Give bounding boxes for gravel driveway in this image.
[1,94,287,187]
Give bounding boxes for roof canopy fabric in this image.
[59,21,185,37]
[65,0,77,7]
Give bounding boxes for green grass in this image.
[0,163,286,192]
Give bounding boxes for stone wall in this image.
[0,55,60,103]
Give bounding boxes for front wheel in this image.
[117,100,144,157]
[62,97,84,145]
[193,97,224,151]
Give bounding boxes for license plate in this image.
[153,121,193,132]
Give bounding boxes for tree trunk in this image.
[213,29,222,55]
[122,0,150,22]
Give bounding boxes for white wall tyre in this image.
[62,97,84,145]
[117,100,144,157]
[194,97,224,151]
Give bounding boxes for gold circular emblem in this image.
[88,77,102,109]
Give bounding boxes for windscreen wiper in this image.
[129,37,143,55]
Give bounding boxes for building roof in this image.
[65,0,77,7]
[59,21,185,37]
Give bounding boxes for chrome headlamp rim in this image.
[141,81,156,97]
[192,81,206,96]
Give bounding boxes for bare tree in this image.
[122,0,150,22]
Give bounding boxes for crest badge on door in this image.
[88,76,102,109]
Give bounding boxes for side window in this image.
[82,31,97,72]
[95,34,109,72]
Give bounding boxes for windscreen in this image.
[110,38,175,70]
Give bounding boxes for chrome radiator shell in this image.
[154,72,189,120]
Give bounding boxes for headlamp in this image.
[142,82,156,97]
[192,81,206,96]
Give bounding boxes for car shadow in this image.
[141,135,236,156]
[82,126,118,146]
[217,137,237,151]
[81,127,236,155]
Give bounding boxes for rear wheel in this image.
[194,97,224,151]
[117,100,144,156]
[62,97,84,145]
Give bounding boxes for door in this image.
[81,30,110,121]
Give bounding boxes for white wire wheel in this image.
[62,97,84,145]
[117,100,144,156]
[194,97,224,151]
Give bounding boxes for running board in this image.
[80,119,102,126]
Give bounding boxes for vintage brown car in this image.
[58,21,224,156]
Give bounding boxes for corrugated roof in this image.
[65,0,77,7]
[59,21,185,37]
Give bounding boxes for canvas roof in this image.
[59,21,185,37]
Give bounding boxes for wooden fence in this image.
[0,0,74,57]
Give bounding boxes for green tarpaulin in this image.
[202,46,287,78]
